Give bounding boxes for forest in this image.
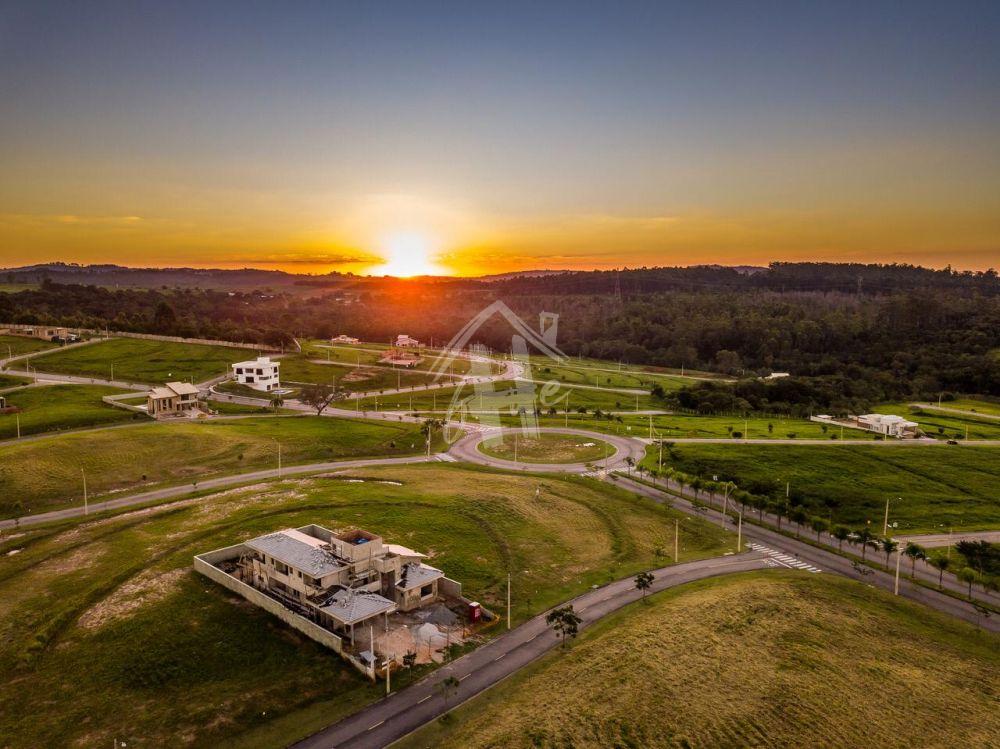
[3,263,998,411]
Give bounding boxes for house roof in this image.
[149,382,200,399]
[396,563,444,591]
[165,381,199,395]
[384,543,426,559]
[246,530,344,578]
[232,356,278,368]
[320,588,396,625]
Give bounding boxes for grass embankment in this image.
[399,572,999,749]
[0,416,433,518]
[0,463,731,748]
[0,384,140,439]
[22,338,253,384]
[643,443,1000,532]
[477,433,613,463]
[0,334,59,358]
[939,397,1000,417]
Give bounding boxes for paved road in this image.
[894,530,1000,548]
[0,454,443,530]
[292,554,769,749]
[615,476,1000,627]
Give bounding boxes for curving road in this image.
[448,427,645,474]
[292,554,769,749]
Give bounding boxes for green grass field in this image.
[0,384,140,439]
[278,353,443,392]
[0,373,30,389]
[644,443,1000,532]
[22,338,257,384]
[941,397,1000,417]
[532,360,695,391]
[0,334,59,358]
[299,339,489,377]
[478,433,613,463]
[0,416,434,518]
[399,572,999,749]
[348,380,657,413]
[0,463,731,748]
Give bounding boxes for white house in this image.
[856,413,919,438]
[394,334,420,347]
[331,335,360,344]
[232,356,280,392]
[765,372,790,380]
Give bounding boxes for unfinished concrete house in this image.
[195,525,476,675]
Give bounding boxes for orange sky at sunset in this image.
[1,4,998,276]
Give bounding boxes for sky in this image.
[1,0,998,275]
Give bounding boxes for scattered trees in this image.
[546,605,583,648]
[635,571,654,599]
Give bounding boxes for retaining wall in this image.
[193,544,345,654]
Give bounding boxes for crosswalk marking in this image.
[750,543,821,573]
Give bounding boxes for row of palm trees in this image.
[620,460,998,601]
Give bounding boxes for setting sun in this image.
[371,232,447,277]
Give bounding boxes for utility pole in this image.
[384,657,391,695]
[883,498,890,537]
[15,413,20,439]
[658,439,663,473]
[82,468,88,515]
[674,519,679,562]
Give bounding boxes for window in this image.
[273,561,289,575]
[420,584,433,598]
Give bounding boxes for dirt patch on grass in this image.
[77,568,189,630]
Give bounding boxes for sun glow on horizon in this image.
[370,231,447,277]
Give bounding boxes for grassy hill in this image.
[0,384,139,439]
[400,572,1000,749]
[0,464,731,748]
[645,443,1000,532]
[22,338,257,384]
[0,415,432,518]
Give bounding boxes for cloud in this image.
[0,213,144,227]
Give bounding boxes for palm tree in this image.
[904,542,926,578]
[690,477,704,504]
[881,538,899,567]
[810,517,828,543]
[856,527,874,562]
[624,456,635,476]
[789,507,808,537]
[958,567,978,599]
[832,525,850,552]
[751,495,766,522]
[269,393,284,412]
[930,555,951,588]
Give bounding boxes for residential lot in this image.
[0,384,138,439]
[21,338,253,384]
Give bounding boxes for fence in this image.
[194,545,346,655]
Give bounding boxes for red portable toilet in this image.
[468,601,482,623]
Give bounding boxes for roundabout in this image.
[449,427,645,473]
